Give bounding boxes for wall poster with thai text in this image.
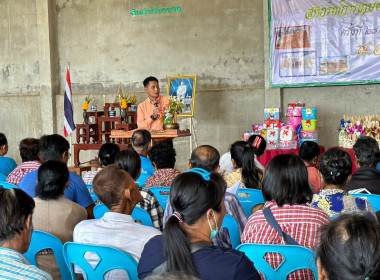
[269,0,380,87]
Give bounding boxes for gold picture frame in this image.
[167,75,196,117]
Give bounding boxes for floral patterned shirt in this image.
[311,189,376,219]
[145,168,181,189]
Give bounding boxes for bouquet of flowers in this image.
[82,95,93,111]
[162,97,186,124]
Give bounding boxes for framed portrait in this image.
[167,75,196,117]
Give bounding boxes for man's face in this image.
[145,81,160,100]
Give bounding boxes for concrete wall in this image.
[2,0,378,171]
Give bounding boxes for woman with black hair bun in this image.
[311,148,376,219]
[317,214,380,280]
[33,160,87,279]
[138,169,260,280]
[0,133,17,179]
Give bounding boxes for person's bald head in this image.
[189,145,220,172]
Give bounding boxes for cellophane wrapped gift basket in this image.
[338,115,380,148]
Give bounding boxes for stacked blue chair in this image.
[24,230,70,280]
[63,242,138,280]
[351,193,380,212]
[148,186,170,210]
[221,214,241,249]
[93,204,153,227]
[237,243,318,279]
[0,181,17,189]
[236,189,265,216]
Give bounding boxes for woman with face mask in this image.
[138,169,260,280]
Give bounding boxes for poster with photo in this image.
[167,75,196,117]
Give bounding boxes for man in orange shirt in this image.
[137,76,169,130]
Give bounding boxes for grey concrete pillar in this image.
[36,0,58,134]
[263,0,282,108]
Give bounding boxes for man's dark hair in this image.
[262,154,312,206]
[132,130,151,151]
[19,138,40,162]
[114,148,142,180]
[0,133,7,146]
[353,136,380,167]
[39,134,70,161]
[143,76,159,88]
[299,141,320,162]
[317,214,380,280]
[149,142,176,169]
[190,145,220,172]
[35,160,69,200]
[0,188,35,243]
[93,164,136,209]
[98,143,120,166]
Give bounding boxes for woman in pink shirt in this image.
[299,141,323,193]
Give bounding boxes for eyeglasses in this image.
[185,168,211,181]
[66,151,71,159]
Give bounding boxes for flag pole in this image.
[67,62,75,167]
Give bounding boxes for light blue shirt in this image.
[19,170,93,208]
[0,247,52,279]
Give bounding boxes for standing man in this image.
[137,76,169,130]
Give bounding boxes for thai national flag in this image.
[64,68,76,137]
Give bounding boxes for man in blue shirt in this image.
[19,134,94,218]
[132,129,155,187]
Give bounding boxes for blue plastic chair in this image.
[63,242,138,280]
[0,181,17,189]
[148,187,170,210]
[237,243,318,279]
[24,230,71,280]
[86,184,98,203]
[93,204,153,227]
[236,189,265,216]
[351,193,380,212]
[221,214,241,249]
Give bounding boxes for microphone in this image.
[151,100,160,120]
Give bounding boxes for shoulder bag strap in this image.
[151,241,212,275]
[263,207,300,246]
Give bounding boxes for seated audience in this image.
[220,134,266,175]
[344,136,380,194]
[132,129,155,187]
[311,148,376,219]
[7,138,40,186]
[138,170,260,280]
[0,188,52,279]
[164,145,248,248]
[317,214,380,280]
[299,140,322,193]
[18,134,95,218]
[242,154,330,279]
[0,133,17,179]
[33,160,87,279]
[74,165,161,279]
[145,142,181,188]
[224,140,263,194]
[115,148,164,231]
[83,142,120,185]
